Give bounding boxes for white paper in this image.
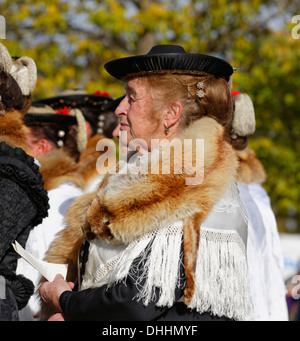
[12,241,68,282]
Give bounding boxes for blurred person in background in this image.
[17,103,87,320]
[36,90,119,192]
[0,43,49,320]
[231,90,288,321]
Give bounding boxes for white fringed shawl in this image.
[81,183,254,321]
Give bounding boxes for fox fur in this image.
[37,148,86,192]
[41,117,238,317]
[0,110,29,152]
[236,147,266,185]
[74,133,117,189]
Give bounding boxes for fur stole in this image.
[236,147,266,184]
[74,133,117,189]
[42,117,254,320]
[38,148,86,191]
[83,117,239,305]
[0,110,29,152]
[42,117,247,312]
[86,117,237,244]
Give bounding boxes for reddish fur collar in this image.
[236,147,266,184]
[38,148,86,191]
[75,134,117,186]
[0,110,29,152]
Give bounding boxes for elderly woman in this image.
[40,45,254,321]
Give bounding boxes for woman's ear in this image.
[164,101,183,129]
[35,139,55,157]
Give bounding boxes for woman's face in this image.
[25,132,43,158]
[115,77,166,153]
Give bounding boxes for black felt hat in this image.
[35,90,112,109]
[24,102,77,126]
[104,45,233,81]
[35,90,119,138]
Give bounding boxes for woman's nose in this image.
[115,97,128,116]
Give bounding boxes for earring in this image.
[165,125,170,134]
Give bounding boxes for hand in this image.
[39,274,74,313]
[48,313,66,321]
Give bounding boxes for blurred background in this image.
[1,0,300,318]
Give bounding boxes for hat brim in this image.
[105,53,233,81]
[24,113,77,126]
[35,95,112,109]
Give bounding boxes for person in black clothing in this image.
[0,42,49,320]
[0,142,49,320]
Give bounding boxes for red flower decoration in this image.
[231,90,240,97]
[56,106,70,115]
[93,90,110,97]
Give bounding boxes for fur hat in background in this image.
[10,56,37,96]
[0,43,37,115]
[231,91,256,138]
[10,55,37,114]
[231,91,266,184]
[0,43,24,116]
[0,43,13,74]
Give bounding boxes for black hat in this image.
[104,45,233,81]
[34,90,115,138]
[24,102,77,126]
[35,89,113,109]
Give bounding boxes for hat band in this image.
[124,69,210,80]
[25,121,60,127]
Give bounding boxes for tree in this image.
[1,0,299,231]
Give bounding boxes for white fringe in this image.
[133,225,183,307]
[189,227,254,321]
[82,224,253,321]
